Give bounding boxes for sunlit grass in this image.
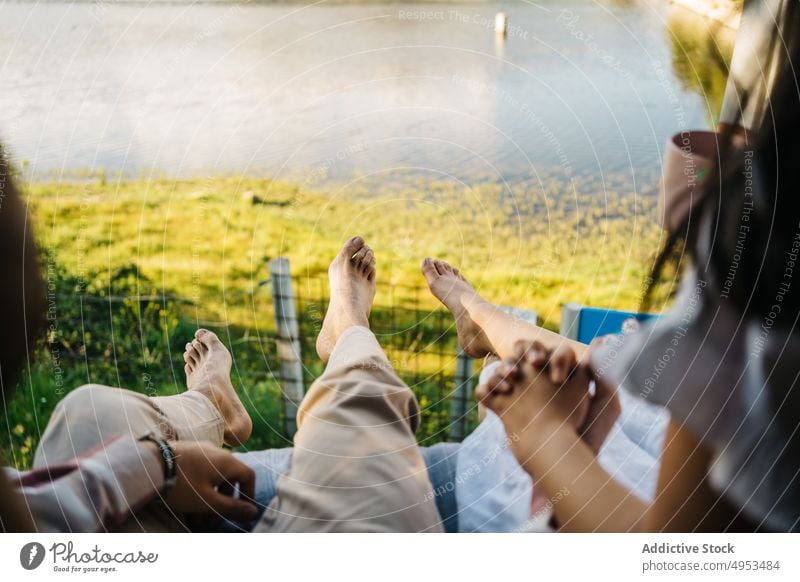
[28,174,665,331]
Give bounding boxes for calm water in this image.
[0,0,724,186]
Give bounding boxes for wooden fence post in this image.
[449,348,474,442]
[269,257,304,437]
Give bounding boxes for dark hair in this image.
[646,38,800,323]
[0,146,45,400]
[644,34,800,472]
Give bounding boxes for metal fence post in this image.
[269,257,304,437]
[449,348,474,442]
[560,302,582,341]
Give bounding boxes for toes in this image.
[351,244,376,278]
[364,254,377,281]
[433,260,456,276]
[196,328,220,349]
[421,258,439,282]
[192,338,207,354]
[351,245,369,267]
[183,347,197,367]
[361,249,376,274]
[341,235,366,260]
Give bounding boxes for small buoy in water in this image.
[495,12,507,36]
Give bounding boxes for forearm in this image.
[12,436,164,532]
[465,297,588,360]
[523,422,647,532]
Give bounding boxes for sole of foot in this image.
[315,236,377,363]
[422,258,494,359]
[183,328,252,447]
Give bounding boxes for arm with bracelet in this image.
[6,434,257,532]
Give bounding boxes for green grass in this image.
[28,173,665,320]
[2,172,668,469]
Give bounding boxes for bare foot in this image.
[422,258,493,358]
[315,236,377,363]
[183,329,252,446]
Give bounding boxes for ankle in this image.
[461,292,488,313]
[336,314,369,338]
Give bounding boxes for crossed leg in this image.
[422,258,625,458]
[255,237,443,532]
[34,329,253,531]
[421,257,588,361]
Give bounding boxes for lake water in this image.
[0,0,727,187]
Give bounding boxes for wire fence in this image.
[37,264,483,452]
[271,262,483,445]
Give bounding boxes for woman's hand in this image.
[477,339,620,454]
[477,340,592,434]
[580,337,621,454]
[476,340,645,532]
[159,441,258,521]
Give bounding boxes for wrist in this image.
[522,419,580,461]
[139,433,178,497]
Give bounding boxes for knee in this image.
[351,354,403,385]
[55,384,117,420]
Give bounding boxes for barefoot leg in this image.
[468,298,588,360]
[257,238,441,532]
[315,236,377,363]
[182,329,252,446]
[422,258,588,360]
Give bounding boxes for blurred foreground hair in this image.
[0,147,44,401]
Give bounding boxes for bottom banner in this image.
[1,533,798,581]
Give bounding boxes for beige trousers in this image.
[34,326,442,532]
[34,384,224,532]
[255,326,443,532]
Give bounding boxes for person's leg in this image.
[34,329,250,469]
[227,443,461,533]
[34,387,222,470]
[422,258,588,360]
[32,330,252,531]
[256,237,443,532]
[419,443,459,533]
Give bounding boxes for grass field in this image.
[2,171,668,468]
